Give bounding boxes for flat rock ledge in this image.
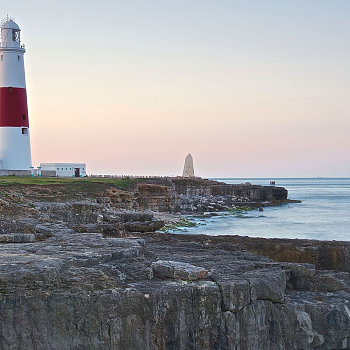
[0,233,35,243]
[0,231,350,349]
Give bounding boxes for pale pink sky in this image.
[6,0,350,177]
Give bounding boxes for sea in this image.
[178,178,350,241]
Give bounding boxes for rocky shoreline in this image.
[0,177,348,349]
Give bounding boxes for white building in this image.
[40,163,86,177]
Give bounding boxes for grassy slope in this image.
[0,176,136,186]
[0,176,216,202]
[0,176,180,200]
[0,177,143,201]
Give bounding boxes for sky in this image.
[3,0,350,177]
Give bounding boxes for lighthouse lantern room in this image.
[0,16,32,170]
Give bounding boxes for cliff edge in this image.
[0,177,347,350]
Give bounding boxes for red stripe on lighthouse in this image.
[0,87,29,127]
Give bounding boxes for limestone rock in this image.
[105,188,135,209]
[0,230,349,349]
[217,278,251,312]
[124,220,165,233]
[0,180,347,349]
[0,233,35,243]
[152,260,208,280]
[245,268,287,303]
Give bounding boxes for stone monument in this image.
[182,153,195,177]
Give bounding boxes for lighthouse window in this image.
[0,55,3,61]
[8,87,12,93]
[12,30,20,42]
[21,128,28,135]
[17,56,20,61]
[22,115,26,121]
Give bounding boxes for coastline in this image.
[0,176,348,349]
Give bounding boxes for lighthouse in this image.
[0,16,32,170]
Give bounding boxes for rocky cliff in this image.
[0,178,290,215]
[171,178,288,201]
[103,179,289,213]
[0,230,349,349]
[0,178,346,350]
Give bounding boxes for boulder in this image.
[152,260,208,280]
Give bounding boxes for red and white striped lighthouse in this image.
[0,16,32,170]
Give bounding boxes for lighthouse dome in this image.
[1,19,20,30]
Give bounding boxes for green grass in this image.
[0,176,146,201]
[0,176,138,189]
[229,206,252,212]
[0,176,200,200]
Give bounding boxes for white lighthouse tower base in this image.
[0,127,31,170]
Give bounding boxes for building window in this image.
[70,168,71,170]
[57,168,59,170]
[0,55,3,61]
[83,168,85,170]
[17,56,20,61]
[66,168,67,170]
[8,87,12,93]
[21,128,28,135]
[61,168,63,170]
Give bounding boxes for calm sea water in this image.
[181,178,350,241]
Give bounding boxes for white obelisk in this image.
[182,153,195,177]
